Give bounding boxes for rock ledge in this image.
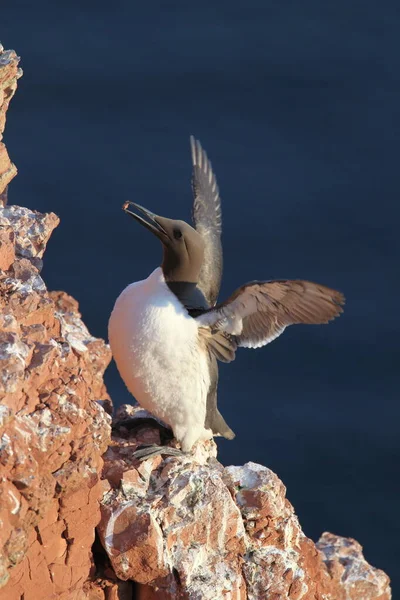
[96,407,391,600]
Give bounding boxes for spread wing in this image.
[190,136,222,306]
[196,280,345,350]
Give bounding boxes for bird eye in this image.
[173,229,183,240]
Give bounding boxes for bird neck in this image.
[166,281,209,312]
[161,247,201,284]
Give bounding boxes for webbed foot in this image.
[132,444,184,461]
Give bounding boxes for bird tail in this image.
[211,409,235,440]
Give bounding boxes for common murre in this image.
[108,137,344,459]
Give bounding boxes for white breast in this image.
[108,267,211,451]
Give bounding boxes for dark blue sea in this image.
[3,0,399,589]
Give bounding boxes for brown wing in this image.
[196,280,345,350]
[190,136,222,306]
[198,328,237,362]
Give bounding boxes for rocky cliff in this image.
[0,44,392,600]
[0,45,116,600]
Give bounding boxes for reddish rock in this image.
[0,226,14,269]
[317,532,391,600]
[0,197,112,599]
[98,413,391,600]
[0,46,20,195]
[0,143,16,196]
[83,579,133,600]
[0,50,113,596]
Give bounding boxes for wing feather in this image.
[190,136,223,306]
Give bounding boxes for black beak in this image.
[123,202,168,239]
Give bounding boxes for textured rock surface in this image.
[0,202,112,599]
[0,44,21,199]
[317,533,392,600]
[98,408,392,600]
[0,45,114,600]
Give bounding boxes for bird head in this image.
[123,201,205,283]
